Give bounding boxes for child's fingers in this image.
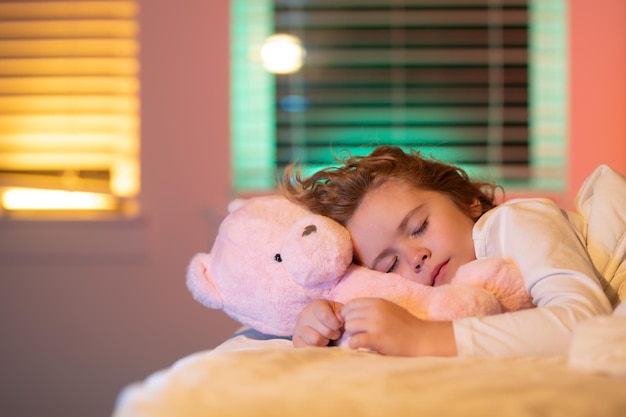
[346,331,377,352]
[328,300,345,323]
[294,300,344,344]
[293,325,334,347]
[313,300,344,330]
[340,297,381,320]
[303,319,343,342]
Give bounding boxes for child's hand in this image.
[292,299,345,347]
[341,298,457,357]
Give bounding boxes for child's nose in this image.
[395,249,432,285]
[413,253,429,273]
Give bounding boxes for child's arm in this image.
[341,298,457,356]
[292,299,344,347]
[456,198,613,356]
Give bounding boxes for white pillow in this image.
[575,164,626,307]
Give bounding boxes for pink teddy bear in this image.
[187,195,534,337]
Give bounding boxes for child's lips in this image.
[431,260,449,286]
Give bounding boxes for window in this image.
[231,0,566,191]
[0,0,140,217]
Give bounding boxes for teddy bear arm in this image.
[450,258,535,313]
[426,285,502,320]
[481,271,535,312]
[330,265,431,306]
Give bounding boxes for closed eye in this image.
[411,219,429,237]
[385,220,428,272]
[386,256,399,273]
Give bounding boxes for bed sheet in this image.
[113,325,626,417]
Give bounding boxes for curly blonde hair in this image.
[281,145,498,224]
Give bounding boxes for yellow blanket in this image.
[113,335,626,417]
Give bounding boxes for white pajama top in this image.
[453,198,613,356]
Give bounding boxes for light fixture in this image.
[260,34,305,74]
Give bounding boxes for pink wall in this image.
[0,2,625,417]
[568,0,626,203]
[0,2,238,417]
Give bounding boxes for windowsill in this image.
[0,215,148,264]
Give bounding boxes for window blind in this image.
[0,1,140,215]
[273,0,530,185]
[231,0,565,191]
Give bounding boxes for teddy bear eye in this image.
[274,253,282,262]
[302,224,317,237]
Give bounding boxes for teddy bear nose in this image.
[302,224,317,237]
[274,254,282,262]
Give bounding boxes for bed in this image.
[112,311,626,417]
[112,165,626,416]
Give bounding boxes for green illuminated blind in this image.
[231,0,276,190]
[528,0,567,190]
[232,0,566,191]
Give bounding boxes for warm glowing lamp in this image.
[261,34,305,74]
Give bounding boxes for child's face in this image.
[346,180,480,287]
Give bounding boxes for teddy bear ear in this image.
[186,253,223,309]
[227,198,248,213]
[282,215,353,289]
